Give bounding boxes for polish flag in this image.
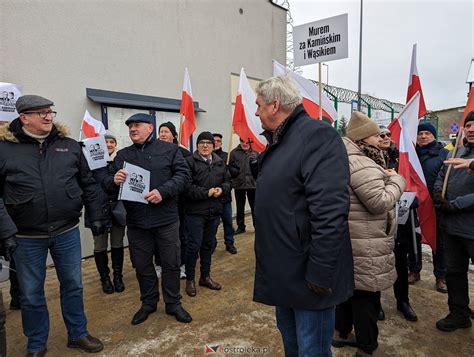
[273,59,338,123]
[398,92,436,251]
[232,68,266,152]
[179,68,196,149]
[81,110,106,138]
[389,44,427,146]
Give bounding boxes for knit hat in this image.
[196,131,215,146]
[159,121,178,138]
[16,95,54,113]
[417,122,437,137]
[379,125,391,135]
[104,130,117,143]
[464,111,474,126]
[346,112,380,141]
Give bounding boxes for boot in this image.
[94,251,114,294]
[111,247,125,292]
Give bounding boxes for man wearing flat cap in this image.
[103,113,192,325]
[0,95,107,355]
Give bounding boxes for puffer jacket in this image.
[343,137,406,292]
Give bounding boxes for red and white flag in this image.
[179,68,196,149]
[398,92,436,251]
[389,44,427,146]
[81,110,106,138]
[232,68,266,153]
[273,59,338,123]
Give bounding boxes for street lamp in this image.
[322,63,329,86]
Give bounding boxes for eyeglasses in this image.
[198,140,213,146]
[23,111,57,119]
[380,133,391,139]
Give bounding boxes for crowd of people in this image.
[0,76,472,356]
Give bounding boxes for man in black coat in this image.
[184,132,231,297]
[0,95,106,355]
[104,113,192,326]
[253,76,354,356]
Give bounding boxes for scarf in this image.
[355,140,386,168]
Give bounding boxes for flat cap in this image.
[16,95,54,113]
[125,113,154,126]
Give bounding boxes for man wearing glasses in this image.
[0,95,107,356]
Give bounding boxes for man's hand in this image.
[0,236,17,261]
[144,189,163,204]
[208,188,217,197]
[213,187,223,197]
[307,282,332,296]
[91,221,107,236]
[444,158,474,170]
[114,169,128,185]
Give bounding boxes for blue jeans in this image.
[14,228,88,352]
[276,306,335,357]
[221,202,234,245]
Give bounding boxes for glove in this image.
[432,192,445,206]
[440,200,457,213]
[91,221,107,236]
[0,236,17,261]
[307,282,332,296]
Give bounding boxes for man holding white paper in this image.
[103,113,192,325]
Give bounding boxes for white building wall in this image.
[0,0,286,257]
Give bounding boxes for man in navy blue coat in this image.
[252,76,354,356]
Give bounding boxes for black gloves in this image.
[90,221,107,236]
[0,236,17,261]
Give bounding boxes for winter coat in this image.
[343,137,406,292]
[229,145,256,190]
[253,104,354,310]
[213,148,237,204]
[0,119,105,237]
[103,136,189,229]
[434,144,474,240]
[184,152,231,217]
[0,199,16,239]
[416,141,449,196]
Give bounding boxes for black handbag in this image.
[110,200,126,226]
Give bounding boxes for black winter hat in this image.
[125,113,154,125]
[196,131,215,146]
[464,111,474,126]
[159,121,178,138]
[417,122,437,137]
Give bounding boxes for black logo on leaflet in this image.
[1,91,17,113]
[128,173,145,194]
[89,143,105,161]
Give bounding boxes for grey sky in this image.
[290,0,473,113]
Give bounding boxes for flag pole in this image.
[442,124,463,198]
[319,63,323,120]
[226,124,234,165]
[178,113,184,145]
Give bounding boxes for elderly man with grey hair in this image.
[252,76,354,356]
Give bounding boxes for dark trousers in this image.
[335,290,381,354]
[185,215,220,281]
[234,189,255,229]
[394,223,411,303]
[0,290,5,357]
[128,222,181,310]
[444,233,474,320]
[408,210,446,279]
[154,208,187,267]
[9,257,21,305]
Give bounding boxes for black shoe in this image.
[225,243,237,254]
[397,301,418,322]
[101,276,114,294]
[67,334,103,353]
[26,350,47,357]
[131,306,157,325]
[436,313,472,332]
[234,227,246,235]
[166,305,192,323]
[10,298,21,310]
[94,251,114,294]
[378,306,386,321]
